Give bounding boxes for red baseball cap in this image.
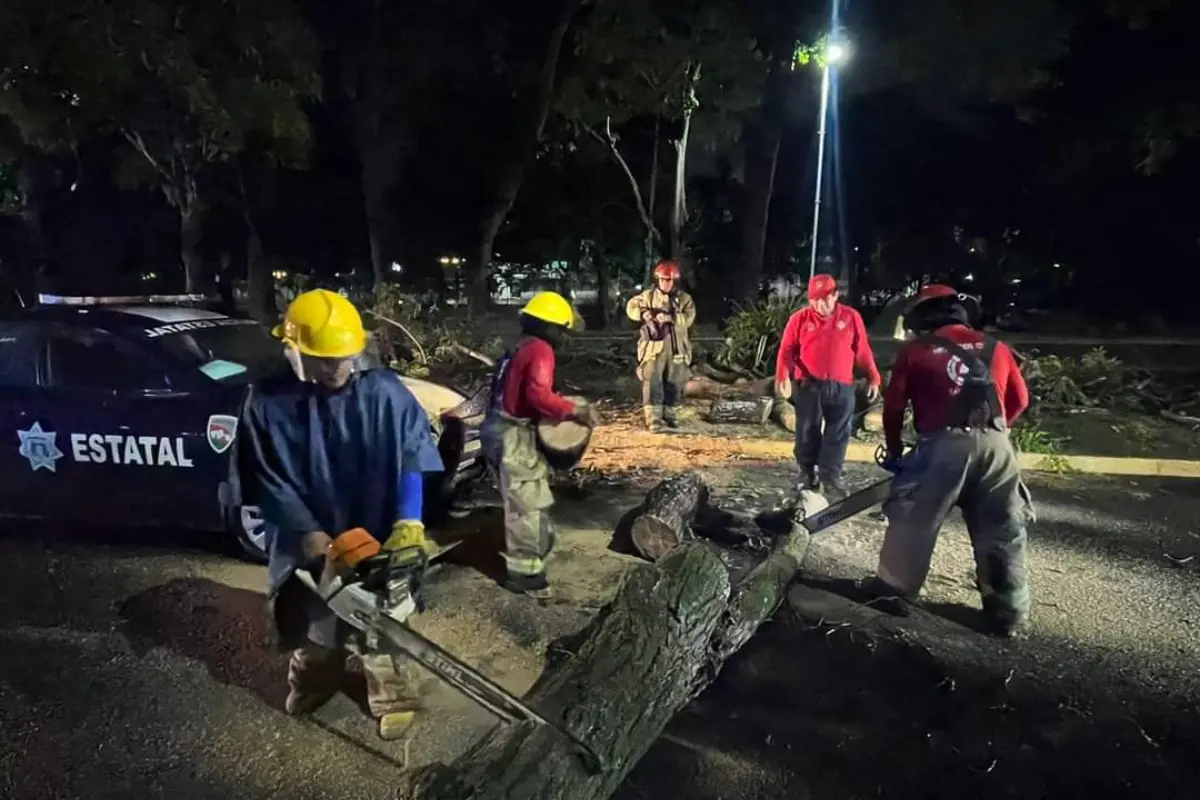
[808,273,839,300]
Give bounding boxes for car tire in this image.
[230,504,270,563]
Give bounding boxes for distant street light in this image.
[809,36,851,281]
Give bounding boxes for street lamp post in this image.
[808,40,849,281]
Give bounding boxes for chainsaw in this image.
[294,544,604,773]
[789,443,905,534]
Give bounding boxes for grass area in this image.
[1030,409,1200,460]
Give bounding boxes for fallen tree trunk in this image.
[629,473,708,561]
[404,529,814,800]
[708,397,773,425]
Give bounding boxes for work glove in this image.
[775,378,793,399]
[571,399,601,428]
[383,520,436,568]
[866,383,882,404]
[880,453,903,474]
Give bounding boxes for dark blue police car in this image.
[0,294,485,560]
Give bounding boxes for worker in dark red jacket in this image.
[774,273,881,497]
[481,291,599,598]
[867,284,1033,637]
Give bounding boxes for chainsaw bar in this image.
[798,477,893,535]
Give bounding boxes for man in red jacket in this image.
[868,284,1033,637]
[775,274,881,497]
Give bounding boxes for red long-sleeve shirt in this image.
[882,324,1030,453]
[775,304,881,386]
[499,336,576,422]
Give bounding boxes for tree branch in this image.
[584,118,662,245]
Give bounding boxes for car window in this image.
[48,328,167,392]
[0,322,43,388]
[153,321,286,383]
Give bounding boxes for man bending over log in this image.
[482,291,599,598]
[867,284,1033,637]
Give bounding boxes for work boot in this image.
[643,405,663,433]
[796,465,819,492]
[821,474,849,501]
[982,596,1029,639]
[859,577,912,617]
[662,407,680,430]
[503,571,552,600]
[285,688,336,718]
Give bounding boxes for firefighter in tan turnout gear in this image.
[481,291,600,599]
[626,260,696,432]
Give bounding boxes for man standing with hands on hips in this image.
[775,274,881,498]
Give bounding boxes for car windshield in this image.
[154,321,285,383]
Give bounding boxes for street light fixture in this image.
[809,36,851,281]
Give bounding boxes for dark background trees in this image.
[1,0,1198,330]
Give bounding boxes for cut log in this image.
[771,397,796,432]
[708,396,773,425]
[404,529,814,800]
[628,473,708,561]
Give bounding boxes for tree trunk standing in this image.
[357,121,405,291]
[464,1,585,314]
[15,159,49,295]
[669,103,694,261]
[404,529,815,800]
[737,21,800,306]
[238,161,276,322]
[593,254,611,328]
[178,201,206,294]
[643,117,661,281]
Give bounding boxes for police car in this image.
[0,294,485,561]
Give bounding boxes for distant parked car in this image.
[0,294,485,561]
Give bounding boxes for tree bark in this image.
[629,473,709,562]
[404,529,814,799]
[466,1,586,313]
[736,16,802,305]
[14,158,49,295]
[708,397,774,425]
[179,201,205,294]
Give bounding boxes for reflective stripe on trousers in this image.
[876,428,1034,623]
[481,411,557,577]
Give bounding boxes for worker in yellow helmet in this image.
[241,288,445,740]
[481,291,599,598]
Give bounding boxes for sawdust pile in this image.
[582,420,791,472]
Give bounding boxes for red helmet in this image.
[653,260,682,280]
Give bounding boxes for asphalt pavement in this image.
[1,468,1198,799]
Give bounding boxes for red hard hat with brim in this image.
[808,273,838,300]
[653,260,682,280]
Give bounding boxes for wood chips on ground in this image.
[583,421,791,472]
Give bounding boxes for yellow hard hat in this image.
[520,291,576,328]
[272,289,367,359]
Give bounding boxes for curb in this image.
[643,436,1200,478]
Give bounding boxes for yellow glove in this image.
[383,520,436,558]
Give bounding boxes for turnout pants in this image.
[876,428,1034,627]
[288,643,422,718]
[639,345,688,425]
[792,379,856,480]
[482,413,557,579]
